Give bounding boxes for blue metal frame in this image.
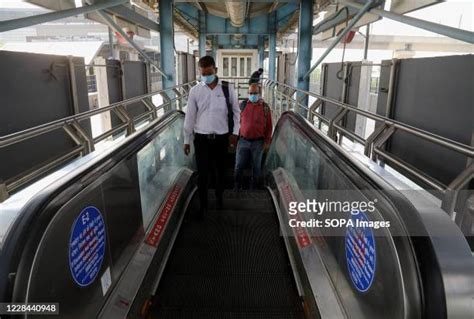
[267,10,277,81]
[159,0,176,97]
[172,2,301,79]
[258,36,265,68]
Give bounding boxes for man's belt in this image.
[240,136,264,142]
[195,133,227,140]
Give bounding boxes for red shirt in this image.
[239,99,272,144]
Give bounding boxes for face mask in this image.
[201,74,216,84]
[248,94,259,103]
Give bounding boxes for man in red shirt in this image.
[234,83,272,190]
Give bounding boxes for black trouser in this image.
[193,133,228,209]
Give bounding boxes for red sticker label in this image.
[145,184,181,247]
[280,183,312,249]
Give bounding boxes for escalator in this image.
[149,190,305,319]
[0,110,472,319]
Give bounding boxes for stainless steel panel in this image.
[0,51,90,185]
[122,61,149,120]
[384,55,474,186]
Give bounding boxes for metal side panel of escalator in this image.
[263,112,474,319]
[0,111,194,318]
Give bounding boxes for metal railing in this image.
[2,76,472,226]
[0,80,197,201]
[219,76,255,101]
[261,79,474,222]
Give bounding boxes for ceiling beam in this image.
[106,5,159,32]
[0,0,127,33]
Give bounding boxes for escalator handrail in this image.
[0,110,185,301]
[268,111,474,318]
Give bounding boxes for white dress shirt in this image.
[184,79,240,144]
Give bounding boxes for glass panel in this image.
[265,117,411,318]
[16,116,195,317]
[137,118,193,228]
[223,57,229,77]
[231,57,237,76]
[240,57,245,76]
[247,57,252,76]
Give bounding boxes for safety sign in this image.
[69,206,106,287]
[345,211,376,293]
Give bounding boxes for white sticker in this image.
[100,267,112,296]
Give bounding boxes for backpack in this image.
[221,81,234,134]
[240,99,270,131]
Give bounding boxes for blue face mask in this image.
[248,94,259,103]
[201,74,216,84]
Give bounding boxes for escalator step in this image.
[151,308,305,319]
[169,210,289,275]
[155,274,301,309]
[150,191,304,318]
[207,191,274,211]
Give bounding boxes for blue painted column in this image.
[212,35,218,59]
[199,11,206,57]
[268,34,276,81]
[159,0,175,97]
[268,11,277,81]
[296,0,313,112]
[258,36,264,68]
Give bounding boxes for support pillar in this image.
[159,0,176,97]
[199,32,206,57]
[108,27,115,59]
[268,33,276,81]
[212,35,218,60]
[364,24,370,60]
[269,34,276,81]
[199,11,207,57]
[268,12,277,81]
[258,36,264,69]
[296,0,313,113]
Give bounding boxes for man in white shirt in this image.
[183,56,240,219]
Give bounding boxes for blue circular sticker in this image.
[345,211,376,293]
[69,206,106,287]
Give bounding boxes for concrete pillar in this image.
[159,0,176,96]
[296,0,313,112]
[258,36,264,69]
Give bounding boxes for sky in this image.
[0,0,41,9]
[370,0,473,36]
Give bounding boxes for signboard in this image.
[345,211,376,293]
[69,206,106,287]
